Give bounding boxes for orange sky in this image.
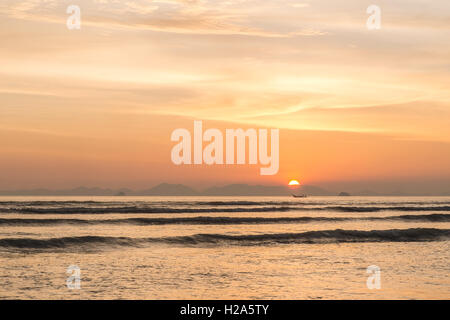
[1,0,449,193]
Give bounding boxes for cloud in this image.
[1,0,449,143]
[0,0,326,37]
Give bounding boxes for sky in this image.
[0,0,449,193]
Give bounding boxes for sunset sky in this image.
[1,0,449,193]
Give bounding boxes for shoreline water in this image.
[0,196,449,299]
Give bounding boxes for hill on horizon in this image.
[0,183,332,196]
[0,183,447,196]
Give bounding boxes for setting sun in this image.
[0,0,448,303]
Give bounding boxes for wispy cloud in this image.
[0,0,326,37]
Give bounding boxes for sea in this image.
[0,196,448,299]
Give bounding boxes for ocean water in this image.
[0,196,448,299]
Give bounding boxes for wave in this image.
[0,214,449,226]
[195,201,294,206]
[194,201,450,207]
[0,228,448,249]
[0,216,347,226]
[0,201,100,206]
[326,206,450,212]
[4,206,295,214]
[3,205,450,214]
[389,214,450,222]
[2,200,450,207]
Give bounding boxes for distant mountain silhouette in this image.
[0,183,444,196]
[0,187,116,196]
[0,183,331,196]
[138,183,199,196]
[203,184,285,196]
[203,184,333,196]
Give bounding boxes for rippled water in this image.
[0,196,448,299]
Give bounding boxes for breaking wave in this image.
[0,214,449,226]
[0,228,448,249]
[3,206,295,214]
[2,205,450,214]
